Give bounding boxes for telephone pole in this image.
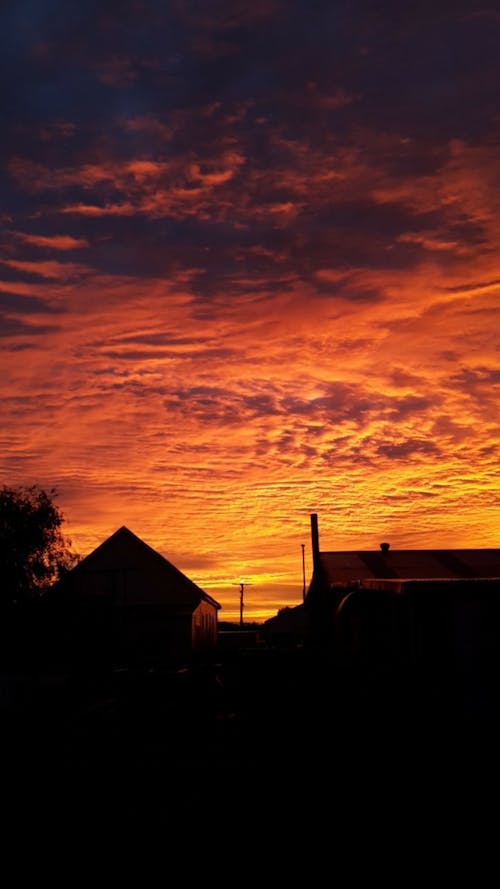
[235,580,252,627]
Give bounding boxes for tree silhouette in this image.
[0,485,79,608]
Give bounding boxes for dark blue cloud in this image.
[0,313,59,337]
[0,292,62,313]
[1,0,498,302]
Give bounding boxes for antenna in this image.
[234,579,253,627]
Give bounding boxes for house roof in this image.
[262,603,309,634]
[60,525,221,610]
[318,548,500,587]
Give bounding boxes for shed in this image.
[49,525,221,667]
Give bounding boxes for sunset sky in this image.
[1,1,499,621]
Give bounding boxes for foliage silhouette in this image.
[0,484,79,608]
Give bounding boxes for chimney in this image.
[380,542,390,553]
[311,513,320,570]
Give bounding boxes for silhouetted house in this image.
[48,526,221,668]
[261,604,310,648]
[305,513,500,718]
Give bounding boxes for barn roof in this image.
[318,548,500,587]
[61,525,221,609]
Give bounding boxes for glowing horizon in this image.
[1,2,499,622]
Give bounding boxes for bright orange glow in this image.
[1,3,499,622]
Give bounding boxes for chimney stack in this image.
[311,513,320,570]
[380,542,390,553]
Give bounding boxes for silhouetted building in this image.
[261,604,310,648]
[305,513,500,720]
[48,526,220,668]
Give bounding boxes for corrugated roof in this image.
[63,525,221,609]
[319,548,500,586]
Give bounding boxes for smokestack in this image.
[311,513,320,570]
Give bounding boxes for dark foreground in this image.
[2,645,499,862]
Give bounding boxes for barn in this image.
[48,525,221,668]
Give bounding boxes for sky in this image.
[1,0,499,621]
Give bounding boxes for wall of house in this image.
[192,599,218,650]
[49,567,200,667]
[115,606,193,666]
[334,586,412,670]
[407,579,500,719]
[49,597,193,668]
[69,565,171,606]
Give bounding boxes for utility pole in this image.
[235,580,252,627]
[301,543,306,601]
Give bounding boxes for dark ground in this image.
[2,644,499,868]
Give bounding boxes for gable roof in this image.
[318,548,500,587]
[61,525,221,610]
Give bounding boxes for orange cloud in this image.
[60,202,136,216]
[14,233,89,250]
[1,258,90,279]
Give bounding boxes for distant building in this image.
[260,605,310,648]
[305,513,500,719]
[48,525,221,667]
